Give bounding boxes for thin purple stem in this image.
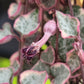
[83,0,84,8]
[55,28,59,62]
[54,0,60,62]
[68,0,74,16]
[17,36,24,84]
[74,0,76,5]
[70,74,81,79]
[72,66,80,74]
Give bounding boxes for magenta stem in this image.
[68,0,74,16]
[13,35,21,42]
[83,0,84,8]
[35,32,51,48]
[17,35,24,84]
[72,66,80,74]
[70,74,81,79]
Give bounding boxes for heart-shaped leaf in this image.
[0,67,13,83]
[32,60,50,74]
[20,70,48,84]
[50,63,71,84]
[64,7,84,49]
[8,2,23,20]
[11,60,20,76]
[10,51,19,65]
[10,51,20,75]
[14,9,40,36]
[40,46,55,65]
[56,11,80,38]
[0,22,13,44]
[66,49,80,72]
[49,34,74,62]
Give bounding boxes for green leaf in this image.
[56,11,80,38]
[0,57,10,67]
[14,9,40,36]
[49,34,74,62]
[46,79,51,84]
[0,22,13,44]
[50,63,71,84]
[66,49,80,72]
[8,2,23,20]
[63,5,80,16]
[64,7,84,48]
[13,76,17,84]
[41,44,48,50]
[32,60,50,74]
[0,67,13,83]
[40,0,55,8]
[40,46,55,65]
[20,70,48,84]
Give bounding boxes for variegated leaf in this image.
[32,60,50,74]
[56,11,80,38]
[49,34,74,62]
[0,23,13,44]
[20,70,48,84]
[50,63,71,84]
[66,49,80,72]
[14,9,40,36]
[40,46,55,65]
[8,2,23,20]
[0,68,13,83]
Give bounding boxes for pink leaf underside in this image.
[20,70,48,84]
[14,9,40,36]
[10,51,19,65]
[40,46,55,65]
[56,11,80,39]
[8,2,23,19]
[50,63,71,84]
[0,23,13,44]
[10,51,20,75]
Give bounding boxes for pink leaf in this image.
[0,23,13,44]
[20,70,48,84]
[56,11,80,38]
[8,2,23,20]
[14,9,40,37]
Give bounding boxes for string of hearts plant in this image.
[0,0,84,84]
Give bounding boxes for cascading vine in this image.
[0,0,84,84]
